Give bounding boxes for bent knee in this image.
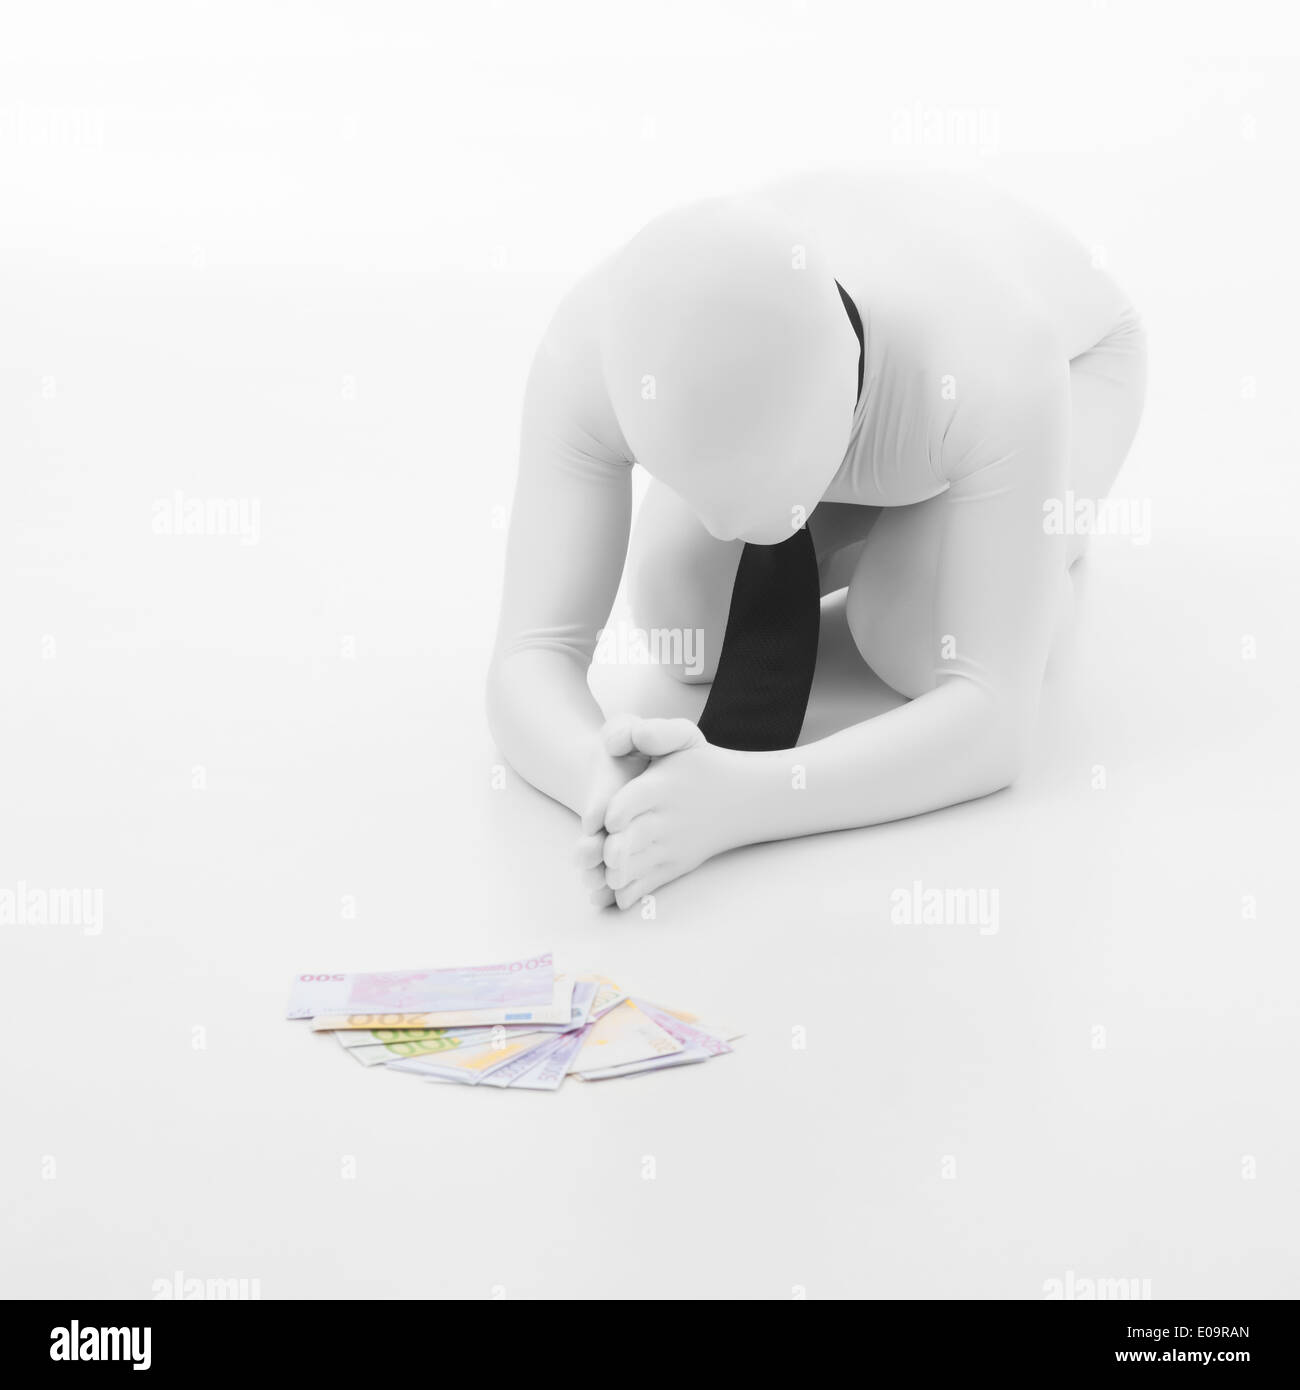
[844,580,938,699]
[648,619,717,685]
[625,482,745,683]
[627,552,731,684]
[843,513,946,700]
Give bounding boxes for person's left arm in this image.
[594,325,1069,908]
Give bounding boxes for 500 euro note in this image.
[286,954,553,1019]
[635,999,736,1056]
[486,998,700,1087]
[575,1001,734,1080]
[474,1032,574,1089]
[567,1000,682,1074]
[577,1043,713,1080]
[587,977,628,1019]
[505,1025,592,1090]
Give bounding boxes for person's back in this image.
[761,169,1126,357]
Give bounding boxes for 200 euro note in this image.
[308,977,574,1031]
[333,981,595,1054]
[387,1030,552,1084]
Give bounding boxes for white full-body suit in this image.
[488,170,1147,906]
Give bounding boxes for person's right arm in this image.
[486,279,636,818]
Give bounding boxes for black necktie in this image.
[697,281,864,752]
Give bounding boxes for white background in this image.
[2,1,1297,1299]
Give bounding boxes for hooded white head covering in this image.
[601,194,858,545]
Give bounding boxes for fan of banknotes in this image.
[285,954,739,1089]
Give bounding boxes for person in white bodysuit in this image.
[487,171,1147,908]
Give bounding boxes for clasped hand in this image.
[575,715,748,910]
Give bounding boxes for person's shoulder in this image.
[525,260,629,465]
[535,259,612,365]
